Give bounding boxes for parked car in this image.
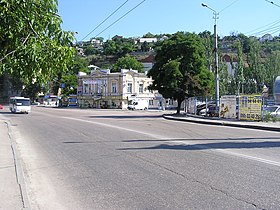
[264,105,280,118]
[128,100,148,110]
[196,102,218,117]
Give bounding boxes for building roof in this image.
[140,54,155,63]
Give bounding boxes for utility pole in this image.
[202,3,220,116]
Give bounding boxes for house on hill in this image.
[139,54,155,74]
[222,54,238,76]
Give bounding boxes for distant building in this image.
[138,38,158,44]
[260,34,273,42]
[77,68,163,109]
[139,54,155,74]
[222,54,238,76]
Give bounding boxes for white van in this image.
[9,97,31,114]
[128,100,148,110]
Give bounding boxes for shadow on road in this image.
[122,137,280,142]
[88,115,162,119]
[118,140,280,151]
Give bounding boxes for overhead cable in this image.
[245,18,280,36]
[265,0,280,8]
[219,0,240,13]
[81,0,129,41]
[94,0,146,38]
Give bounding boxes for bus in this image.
[9,96,31,114]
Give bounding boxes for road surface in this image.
[1,106,280,209]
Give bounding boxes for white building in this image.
[77,68,162,109]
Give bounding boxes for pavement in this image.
[0,108,279,210]
[0,109,30,209]
[163,113,280,132]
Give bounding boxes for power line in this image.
[94,0,146,38]
[219,0,240,13]
[246,18,280,36]
[81,0,129,41]
[265,0,280,8]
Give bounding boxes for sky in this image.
[57,0,280,41]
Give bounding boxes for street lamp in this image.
[202,3,220,116]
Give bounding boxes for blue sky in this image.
[58,0,280,41]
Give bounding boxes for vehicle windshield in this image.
[16,99,30,106]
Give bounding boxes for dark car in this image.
[196,102,218,117]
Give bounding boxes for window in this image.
[84,84,89,94]
[139,84,144,93]
[127,83,132,93]
[112,82,117,93]
[149,100,154,105]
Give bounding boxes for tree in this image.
[198,31,213,71]
[148,32,214,114]
[103,40,118,55]
[0,0,76,93]
[84,45,98,55]
[103,37,136,57]
[143,32,155,38]
[111,55,144,73]
[234,40,245,94]
[246,37,265,93]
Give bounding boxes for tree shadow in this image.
[88,115,162,119]
[119,137,280,151]
[122,137,280,143]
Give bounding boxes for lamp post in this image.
[202,3,220,116]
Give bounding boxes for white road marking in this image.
[62,116,167,140]
[217,150,280,167]
[175,140,280,167]
[63,116,280,168]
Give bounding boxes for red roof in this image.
[140,55,155,63]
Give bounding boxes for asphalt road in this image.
[2,106,280,210]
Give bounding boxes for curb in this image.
[163,114,280,132]
[5,120,31,210]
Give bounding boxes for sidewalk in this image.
[163,113,280,132]
[0,120,28,210]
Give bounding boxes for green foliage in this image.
[60,74,77,95]
[84,45,99,55]
[263,112,279,122]
[0,0,76,94]
[72,56,90,74]
[55,55,89,96]
[198,31,213,70]
[148,32,214,113]
[111,55,144,73]
[103,37,136,57]
[103,40,118,55]
[143,32,155,38]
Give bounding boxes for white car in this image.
[264,105,280,118]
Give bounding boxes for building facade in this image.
[77,68,163,109]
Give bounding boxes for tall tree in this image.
[111,55,144,73]
[235,40,245,94]
[265,50,280,94]
[0,0,75,91]
[148,32,214,114]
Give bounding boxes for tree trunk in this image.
[176,98,182,114]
